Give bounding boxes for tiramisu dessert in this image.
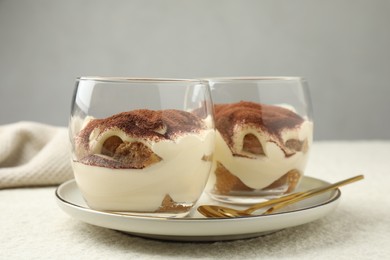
[72,109,214,216]
[208,101,313,201]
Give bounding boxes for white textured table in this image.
[1,141,389,259]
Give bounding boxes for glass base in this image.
[104,210,192,218]
[207,185,290,205]
[87,201,193,218]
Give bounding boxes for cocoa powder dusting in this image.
[75,109,206,169]
[77,109,205,148]
[214,101,304,148]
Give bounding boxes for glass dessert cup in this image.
[69,77,215,217]
[204,77,313,204]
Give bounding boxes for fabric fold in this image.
[0,121,73,189]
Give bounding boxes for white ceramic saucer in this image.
[55,176,341,242]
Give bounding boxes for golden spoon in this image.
[197,175,364,218]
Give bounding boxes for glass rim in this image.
[77,77,206,84]
[202,76,305,82]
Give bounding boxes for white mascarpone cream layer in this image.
[213,120,313,189]
[73,128,215,212]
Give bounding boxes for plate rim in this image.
[55,176,341,241]
[55,176,341,222]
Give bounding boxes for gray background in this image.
[1,0,389,140]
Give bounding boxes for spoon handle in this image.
[262,174,364,215]
[245,190,307,214]
[244,175,360,214]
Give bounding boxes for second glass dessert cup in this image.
[205,77,314,204]
[69,77,215,217]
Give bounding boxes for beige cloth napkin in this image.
[0,121,73,189]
